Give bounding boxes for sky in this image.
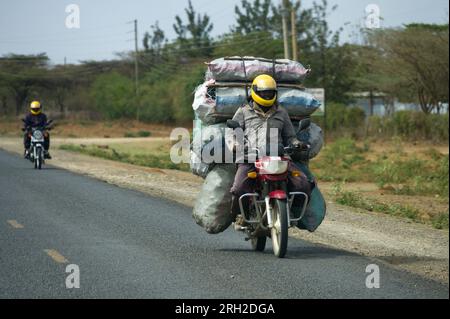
[0,0,448,65]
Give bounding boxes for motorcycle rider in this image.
[230,74,312,225]
[23,101,51,159]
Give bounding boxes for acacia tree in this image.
[233,0,273,34]
[173,0,214,57]
[230,0,353,102]
[143,21,167,56]
[45,65,81,116]
[0,53,50,115]
[0,85,9,115]
[360,24,449,114]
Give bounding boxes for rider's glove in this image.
[292,140,310,150]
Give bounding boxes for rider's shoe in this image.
[24,149,30,159]
[44,151,52,159]
[233,214,247,231]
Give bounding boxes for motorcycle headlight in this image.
[259,157,289,174]
[33,130,43,140]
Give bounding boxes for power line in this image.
[0,33,282,79]
[0,23,128,41]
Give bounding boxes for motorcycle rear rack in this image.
[238,193,264,225]
[288,192,309,224]
[238,192,309,227]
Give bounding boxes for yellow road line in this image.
[7,220,24,229]
[44,249,69,264]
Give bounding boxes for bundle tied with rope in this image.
[191,56,324,178]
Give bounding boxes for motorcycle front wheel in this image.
[271,199,288,258]
[251,236,267,252]
[35,148,42,170]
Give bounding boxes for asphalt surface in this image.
[0,149,448,299]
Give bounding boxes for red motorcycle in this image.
[227,120,309,258]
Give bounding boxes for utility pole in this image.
[133,19,140,121]
[281,0,290,60]
[291,7,298,61]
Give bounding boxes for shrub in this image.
[324,103,366,137]
[90,72,136,119]
[368,111,449,142]
[371,154,449,197]
[312,138,370,182]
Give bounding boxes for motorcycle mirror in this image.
[226,120,240,129]
[298,118,311,132]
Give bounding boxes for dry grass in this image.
[0,118,181,138]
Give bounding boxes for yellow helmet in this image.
[30,101,42,115]
[250,74,277,107]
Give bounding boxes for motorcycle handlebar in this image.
[22,124,53,132]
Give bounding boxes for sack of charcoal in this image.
[190,119,228,178]
[192,81,321,125]
[192,164,236,234]
[205,56,310,83]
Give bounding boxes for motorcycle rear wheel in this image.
[271,199,288,258]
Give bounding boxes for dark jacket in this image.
[24,113,48,128]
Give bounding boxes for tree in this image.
[230,0,353,103]
[0,85,9,115]
[359,24,449,114]
[90,72,136,119]
[143,21,166,56]
[173,0,214,57]
[233,0,273,35]
[46,65,78,116]
[299,0,353,103]
[214,31,284,58]
[0,53,50,115]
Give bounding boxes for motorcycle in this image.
[22,119,53,170]
[227,120,309,258]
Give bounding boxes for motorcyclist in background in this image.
[230,74,312,225]
[23,101,51,159]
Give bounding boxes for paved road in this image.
[0,149,447,299]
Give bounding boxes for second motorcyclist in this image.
[23,101,52,159]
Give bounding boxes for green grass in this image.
[311,138,449,198]
[124,130,152,138]
[59,144,189,171]
[371,154,449,197]
[431,212,450,230]
[331,183,448,229]
[311,138,371,182]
